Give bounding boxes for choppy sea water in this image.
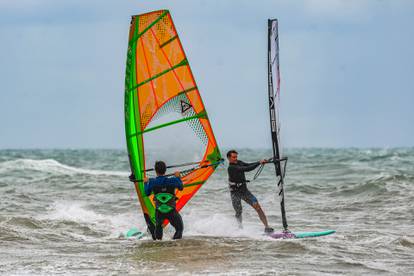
[0,148,413,275]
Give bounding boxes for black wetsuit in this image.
[227,160,261,224]
[145,176,184,240]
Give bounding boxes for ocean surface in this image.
[0,148,413,275]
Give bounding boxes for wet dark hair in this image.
[154,161,167,175]
[226,150,238,158]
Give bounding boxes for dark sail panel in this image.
[267,19,288,230]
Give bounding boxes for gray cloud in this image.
[1,0,413,148]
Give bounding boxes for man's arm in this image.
[232,161,261,173]
[130,174,153,195]
[175,177,184,191]
[173,171,183,191]
[144,178,153,196]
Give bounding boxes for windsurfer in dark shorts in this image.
[131,161,184,240]
[227,150,274,233]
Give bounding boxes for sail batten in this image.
[129,58,189,91]
[129,11,168,46]
[128,111,207,136]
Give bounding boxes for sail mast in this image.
[267,19,288,230]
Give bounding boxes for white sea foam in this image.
[38,200,146,239]
[38,200,264,240]
[178,210,264,239]
[0,158,129,177]
[40,201,108,224]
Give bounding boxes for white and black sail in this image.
[267,19,288,230]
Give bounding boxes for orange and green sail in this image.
[124,10,221,227]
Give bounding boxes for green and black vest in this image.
[153,183,177,214]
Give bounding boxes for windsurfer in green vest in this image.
[226,150,274,233]
[143,161,184,240]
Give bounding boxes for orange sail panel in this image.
[124,10,221,226]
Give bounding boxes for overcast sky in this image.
[1,0,413,149]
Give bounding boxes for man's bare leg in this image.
[252,202,269,228]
